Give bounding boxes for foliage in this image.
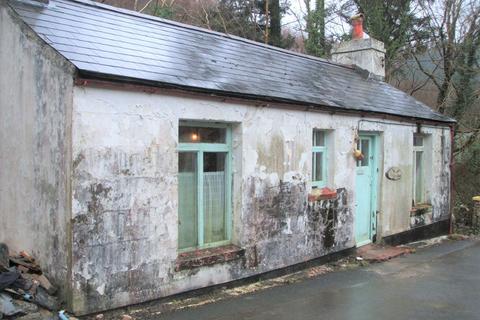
[332,0,432,81]
[304,0,327,57]
[124,0,295,49]
[256,0,291,47]
[412,1,480,208]
[151,4,174,19]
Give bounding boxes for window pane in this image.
[312,152,323,181]
[415,151,424,203]
[179,126,226,143]
[178,152,198,249]
[204,152,227,244]
[413,134,423,147]
[360,139,370,167]
[313,130,325,147]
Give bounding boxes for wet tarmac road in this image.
[160,240,480,320]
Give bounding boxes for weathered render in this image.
[0,1,75,289]
[70,86,451,314]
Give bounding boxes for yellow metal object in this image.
[353,149,364,160]
[473,196,480,202]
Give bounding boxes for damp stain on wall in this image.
[243,175,353,269]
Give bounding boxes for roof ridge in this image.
[60,0,353,71]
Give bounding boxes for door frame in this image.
[355,132,380,247]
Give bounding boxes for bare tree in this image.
[410,1,480,153]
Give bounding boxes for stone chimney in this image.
[331,14,386,79]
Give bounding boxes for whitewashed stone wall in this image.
[0,2,75,292]
[70,85,451,314]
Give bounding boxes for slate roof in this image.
[9,0,454,123]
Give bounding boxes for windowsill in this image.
[176,244,245,271]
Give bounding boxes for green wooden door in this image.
[355,135,377,246]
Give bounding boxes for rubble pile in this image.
[0,243,69,320]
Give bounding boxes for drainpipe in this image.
[449,124,455,234]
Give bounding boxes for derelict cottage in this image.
[0,0,454,315]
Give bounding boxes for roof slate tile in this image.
[9,0,454,123]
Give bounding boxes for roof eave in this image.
[75,71,456,125]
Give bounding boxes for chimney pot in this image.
[351,13,364,40]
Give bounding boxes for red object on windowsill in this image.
[308,187,337,202]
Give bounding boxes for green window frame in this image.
[177,121,232,252]
[412,134,425,205]
[312,130,328,188]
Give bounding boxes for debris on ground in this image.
[60,310,79,320]
[0,292,24,317]
[0,243,69,320]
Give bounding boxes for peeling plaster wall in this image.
[378,124,451,236]
[429,127,452,221]
[71,86,451,314]
[0,2,75,289]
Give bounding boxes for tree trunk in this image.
[269,0,282,46]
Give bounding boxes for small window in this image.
[412,134,425,205]
[312,130,328,188]
[357,138,370,167]
[313,131,326,147]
